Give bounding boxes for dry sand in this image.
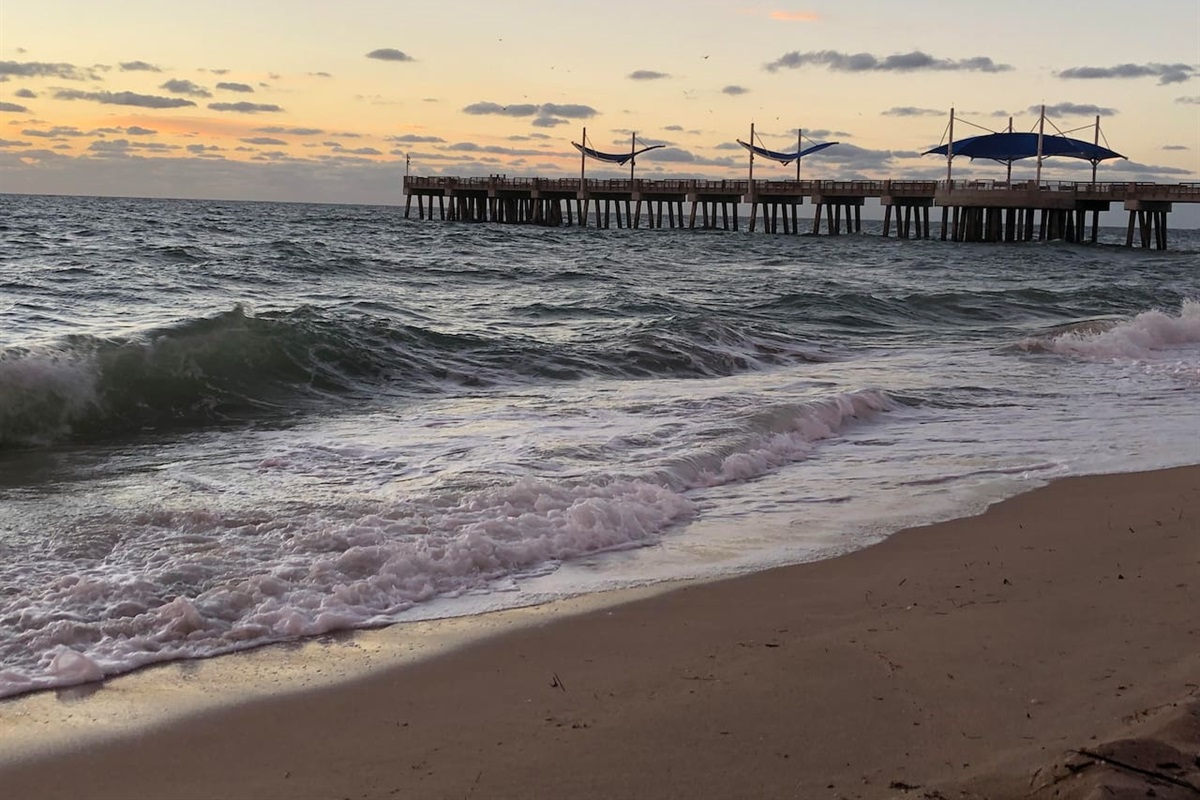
[1,466,1197,800]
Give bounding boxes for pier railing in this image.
[403,176,1200,202]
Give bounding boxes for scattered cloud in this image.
[463,101,597,119]
[216,82,254,93]
[333,146,381,155]
[0,60,99,81]
[389,134,445,143]
[1057,63,1195,86]
[1034,102,1117,117]
[722,85,749,95]
[256,126,323,135]
[881,106,942,117]
[765,50,1011,74]
[532,116,567,128]
[14,88,37,98]
[309,72,333,78]
[769,11,820,21]
[186,143,223,153]
[207,101,284,113]
[0,101,29,113]
[629,70,670,81]
[21,126,88,138]
[125,126,157,135]
[120,61,161,72]
[241,136,287,145]
[0,138,31,147]
[1177,96,1200,105]
[54,89,197,109]
[1162,144,1189,150]
[160,79,211,98]
[366,48,414,62]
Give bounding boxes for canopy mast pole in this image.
[748,122,755,185]
[1006,116,1013,184]
[1092,114,1100,185]
[1035,104,1045,186]
[580,126,587,186]
[797,127,802,181]
[946,107,955,185]
[630,131,636,182]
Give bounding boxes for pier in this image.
[403,176,1200,249]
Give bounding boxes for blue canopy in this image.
[736,139,839,166]
[923,132,1124,163]
[572,141,664,166]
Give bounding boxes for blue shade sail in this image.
[736,139,839,166]
[923,132,1124,163]
[572,142,665,166]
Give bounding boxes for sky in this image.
[1,0,1198,209]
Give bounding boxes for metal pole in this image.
[630,131,636,182]
[580,126,587,186]
[748,122,754,184]
[1006,117,1013,184]
[796,127,802,181]
[947,107,955,185]
[1035,104,1045,186]
[1092,114,1100,185]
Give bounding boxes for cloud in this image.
[764,50,1011,74]
[366,48,414,62]
[21,126,88,138]
[216,82,254,93]
[125,125,157,135]
[14,88,37,98]
[335,146,381,155]
[0,138,31,146]
[539,103,595,119]
[256,126,323,135]
[463,102,539,116]
[0,60,98,81]
[531,116,567,128]
[1177,96,1200,105]
[186,143,223,153]
[207,102,284,113]
[881,106,942,117]
[160,79,211,98]
[309,71,333,78]
[1162,144,1190,150]
[722,85,749,96]
[463,101,597,119]
[54,89,197,108]
[1057,63,1195,86]
[0,101,29,113]
[629,70,670,80]
[241,136,287,145]
[120,61,161,72]
[87,138,181,156]
[388,134,444,143]
[1033,102,1117,116]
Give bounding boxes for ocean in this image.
[1,193,1197,698]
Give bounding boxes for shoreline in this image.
[2,465,1198,799]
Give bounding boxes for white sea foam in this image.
[1024,300,1200,360]
[0,388,891,697]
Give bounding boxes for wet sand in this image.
[2,466,1197,799]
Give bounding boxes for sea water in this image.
[1,193,1197,696]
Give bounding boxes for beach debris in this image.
[549,671,566,692]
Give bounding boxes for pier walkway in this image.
[403,176,1200,249]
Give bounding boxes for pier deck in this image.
[403,176,1200,249]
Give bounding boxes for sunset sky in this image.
[2,0,1198,206]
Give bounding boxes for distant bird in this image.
[703,55,710,60]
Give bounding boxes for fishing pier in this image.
[402,175,1200,249]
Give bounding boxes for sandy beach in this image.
[2,465,1197,800]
